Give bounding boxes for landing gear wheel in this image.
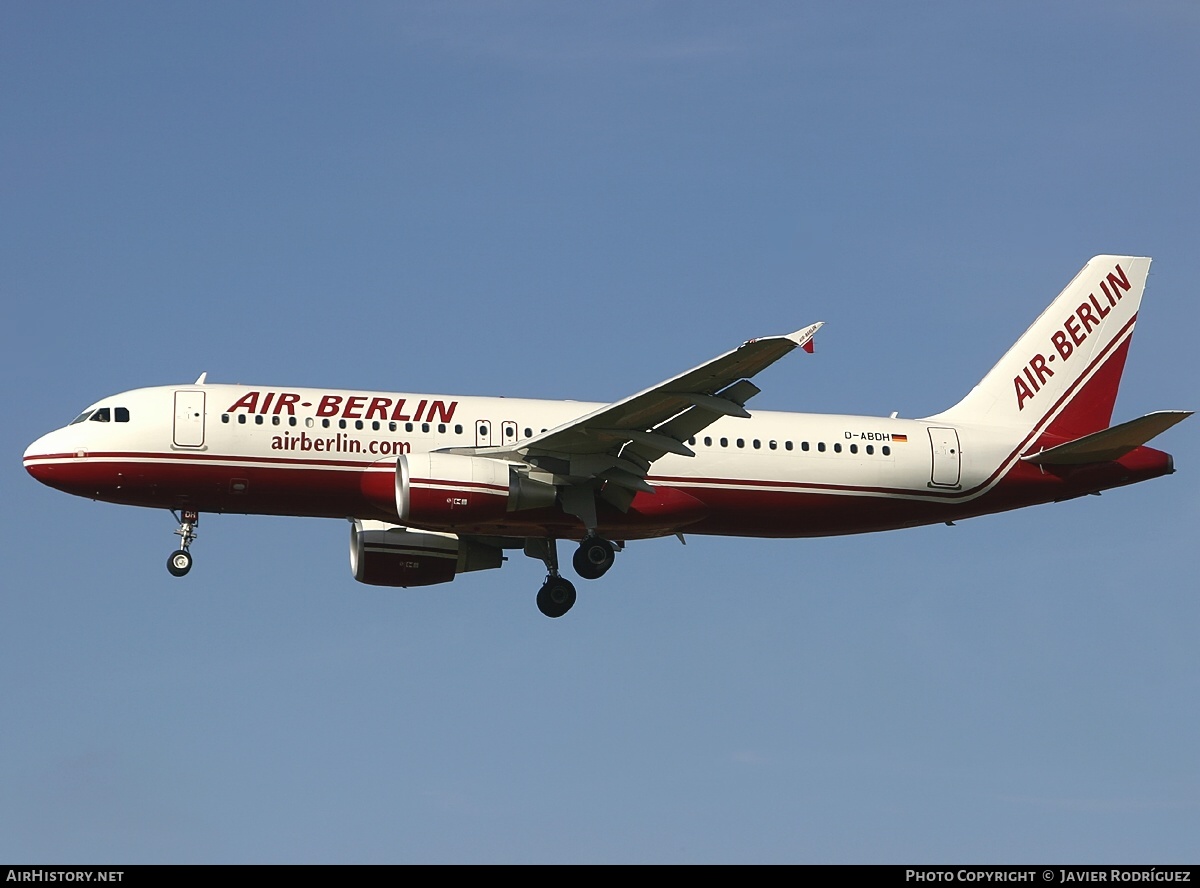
[168,510,199,578]
[573,536,615,580]
[167,549,192,577]
[536,576,577,618]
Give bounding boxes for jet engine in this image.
[396,452,556,528]
[349,519,503,587]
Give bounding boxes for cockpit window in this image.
[71,406,128,424]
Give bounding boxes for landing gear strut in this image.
[167,509,199,577]
[572,535,616,580]
[526,538,577,618]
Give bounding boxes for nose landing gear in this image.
[167,509,199,577]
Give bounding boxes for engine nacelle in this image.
[349,519,503,587]
[397,452,556,529]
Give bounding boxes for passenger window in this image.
[422,423,430,433]
[272,415,281,426]
[355,420,364,430]
[338,419,347,429]
[752,439,761,449]
[834,443,842,453]
[458,425,465,435]
[439,424,447,434]
[406,423,413,432]
[785,441,793,451]
[222,414,230,424]
[866,444,874,455]
[372,421,381,431]
[238,415,247,424]
[817,442,826,452]
[255,415,264,425]
[523,427,531,437]
[704,437,712,447]
[849,444,857,454]
[720,437,728,447]
[882,445,891,456]
[801,441,809,452]
[736,438,744,448]
[769,440,777,450]
[322,419,331,429]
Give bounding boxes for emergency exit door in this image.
[173,391,206,448]
[928,427,961,487]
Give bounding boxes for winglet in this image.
[787,322,824,354]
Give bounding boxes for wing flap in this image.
[592,428,696,457]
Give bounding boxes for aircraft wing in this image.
[464,322,823,496]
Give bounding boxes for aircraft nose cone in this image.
[24,432,64,484]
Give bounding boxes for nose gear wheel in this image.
[167,510,199,577]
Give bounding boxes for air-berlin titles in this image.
[269,431,411,455]
[1013,263,1132,411]
[225,391,459,424]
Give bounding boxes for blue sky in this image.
[2,1,1197,863]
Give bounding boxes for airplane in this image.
[23,255,1190,617]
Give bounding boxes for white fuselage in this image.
[24,382,1157,541]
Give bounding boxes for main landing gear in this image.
[167,509,199,577]
[526,535,620,618]
[527,538,575,618]
[572,535,616,580]
[537,575,577,619]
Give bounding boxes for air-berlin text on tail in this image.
[225,391,459,423]
[1013,263,1133,411]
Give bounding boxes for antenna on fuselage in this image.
[194,372,207,385]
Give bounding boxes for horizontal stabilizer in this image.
[1023,410,1192,466]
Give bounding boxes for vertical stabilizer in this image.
[928,256,1150,441]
